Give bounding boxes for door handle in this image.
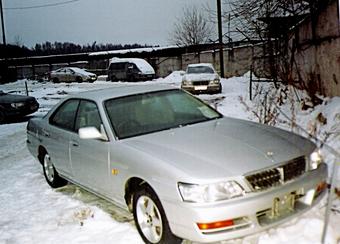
[71,140,79,147]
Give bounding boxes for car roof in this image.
[187,63,214,68]
[68,84,178,102]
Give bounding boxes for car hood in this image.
[123,117,315,181]
[183,73,219,82]
[0,93,37,103]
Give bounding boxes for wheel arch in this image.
[124,177,157,212]
[37,145,47,164]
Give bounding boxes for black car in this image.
[0,90,39,123]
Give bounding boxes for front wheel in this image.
[0,110,5,124]
[133,187,182,244]
[42,152,67,188]
[52,78,59,83]
[76,76,83,83]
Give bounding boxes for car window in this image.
[75,100,102,132]
[187,66,214,74]
[109,62,126,71]
[105,89,221,139]
[50,99,80,131]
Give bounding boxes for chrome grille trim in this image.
[193,81,209,86]
[245,156,306,191]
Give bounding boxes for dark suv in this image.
[0,91,39,123]
[107,58,155,82]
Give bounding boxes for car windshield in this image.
[187,66,214,74]
[105,89,222,139]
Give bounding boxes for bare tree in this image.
[170,5,213,46]
[13,35,23,46]
[226,0,311,40]
[227,0,329,103]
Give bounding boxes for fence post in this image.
[249,65,253,100]
[25,81,29,96]
[321,157,339,243]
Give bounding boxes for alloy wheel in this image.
[136,195,163,243]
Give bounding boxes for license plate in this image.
[270,192,296,218]
[194,85,208,91]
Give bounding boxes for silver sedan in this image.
[27,84,327,243]
[49,67,97,83]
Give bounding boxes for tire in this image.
[76,76,83,83]
[133,186,182,244]
[110,75,117,82]
[127,75,134,82]
[0,110,5,124]
[52,78,59,83]
[42,152,67,188]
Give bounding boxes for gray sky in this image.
[2,0,216,48]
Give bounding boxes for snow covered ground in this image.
[0,73,339,244]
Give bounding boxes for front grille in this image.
[245,156,306,191]
[246,169,281,191]
[193,81,209,86]
[282,156,306,181]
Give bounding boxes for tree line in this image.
[0,42,154,58]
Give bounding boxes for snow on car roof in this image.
[187,63,215,68]
[109,58,155,74]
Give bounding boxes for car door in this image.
[46,99,80,177]
[117,62,127,80]
[69,100,111,195]
[64,68,73,82]
[58,68,67,82]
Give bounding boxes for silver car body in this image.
[27,84,327,243]
[50,67,97,83]
[182,63,222,94]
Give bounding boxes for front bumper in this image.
[86,76,97,82]
[181,83,221,94]
[163,163,327,243]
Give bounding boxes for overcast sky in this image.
[2,0,216,48]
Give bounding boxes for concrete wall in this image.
[291,0,340,97]
[156,44,263,78]
[12,44,264,81]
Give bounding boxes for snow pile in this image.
[0,74,339,244]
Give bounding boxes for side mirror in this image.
[79,126,108,141]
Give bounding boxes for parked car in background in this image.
[50,67,97,83]
[0,90,39,123]
[107,58,155,82]
[27,84,327,243]
[182,63,222,94]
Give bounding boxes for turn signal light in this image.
[197,219,234,230]
[316,181,327,193]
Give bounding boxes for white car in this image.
[182,63,222,94]
[50,67,97,83]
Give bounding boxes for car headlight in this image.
[178,181,244,203]
[182,80,192,86]
[210,79,220,84]
[11,102,25,108]
[308,149,323,170]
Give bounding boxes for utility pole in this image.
[217,0,224,78]
[0,0,6,46]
